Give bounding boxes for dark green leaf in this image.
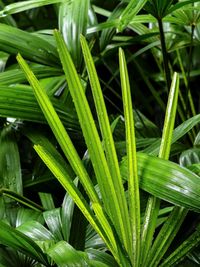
[15,208,43,227]
[143,114,200,156]
[0,189,44,211]
[0,23,58,66]
[86,248,117,267]
[100,3,125,51]
[160,227,200,267]
[59,0,89,69]
[0,221,49,266]
[61,191,75,242]
[180,148,200,167]
[117,0,148,31]
[43,208,63,241]
[168,0,200,15]
[0,126,22,196]
[17,220,54,241]
[0,0,63,16]
[39,192,55,210]
[0,65,62,85]
[0,84,79,131]
[144,0,174,19]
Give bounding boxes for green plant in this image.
[0,1,200,266]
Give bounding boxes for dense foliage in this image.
[0,0,200,266]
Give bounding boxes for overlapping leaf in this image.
[119,48,140,266]
[0,0,63,16]
[59,0,89,69]
[0,221,49,266]
[0,84,79,130]
[120,152,200,212]
[80,35,132,256]
[0,126,22,196]
[0,23,58,66]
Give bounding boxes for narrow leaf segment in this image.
[16,53,120,263]
[80,35,132,257]
[119,48,140,266]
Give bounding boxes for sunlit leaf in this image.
[80,35,132,256]
[120,152,200,212]
[119,47,140,265]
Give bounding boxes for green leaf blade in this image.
[0,126,22,196]
[80,35,132,256]
[27,132,119,262]
[0,23,58,66]
[160,227,200,267]
[121,152,200,212]
[159,73,180,159]
[143,113,200,156]
[16,53,98,205]
[0,0,63,16]
[0,84,78,130]
[59,0,89,69]
[0,221,49,266]
[118,0,148,31]
[47,241,89,267]
[119,48,140,266]
[16,54,122,259]
[33,143,117,254]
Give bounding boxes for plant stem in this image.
[157,18,171,92]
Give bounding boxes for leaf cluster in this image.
[0,1,200,267]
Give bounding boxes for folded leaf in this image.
[0,126,22,196]
[47,241,89,267]
[0,221,49,266]
[120,152,200,212]
[0,85,79,130]
[59,0,89,69]
[0,0,63,16]
[0,23,58,66]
